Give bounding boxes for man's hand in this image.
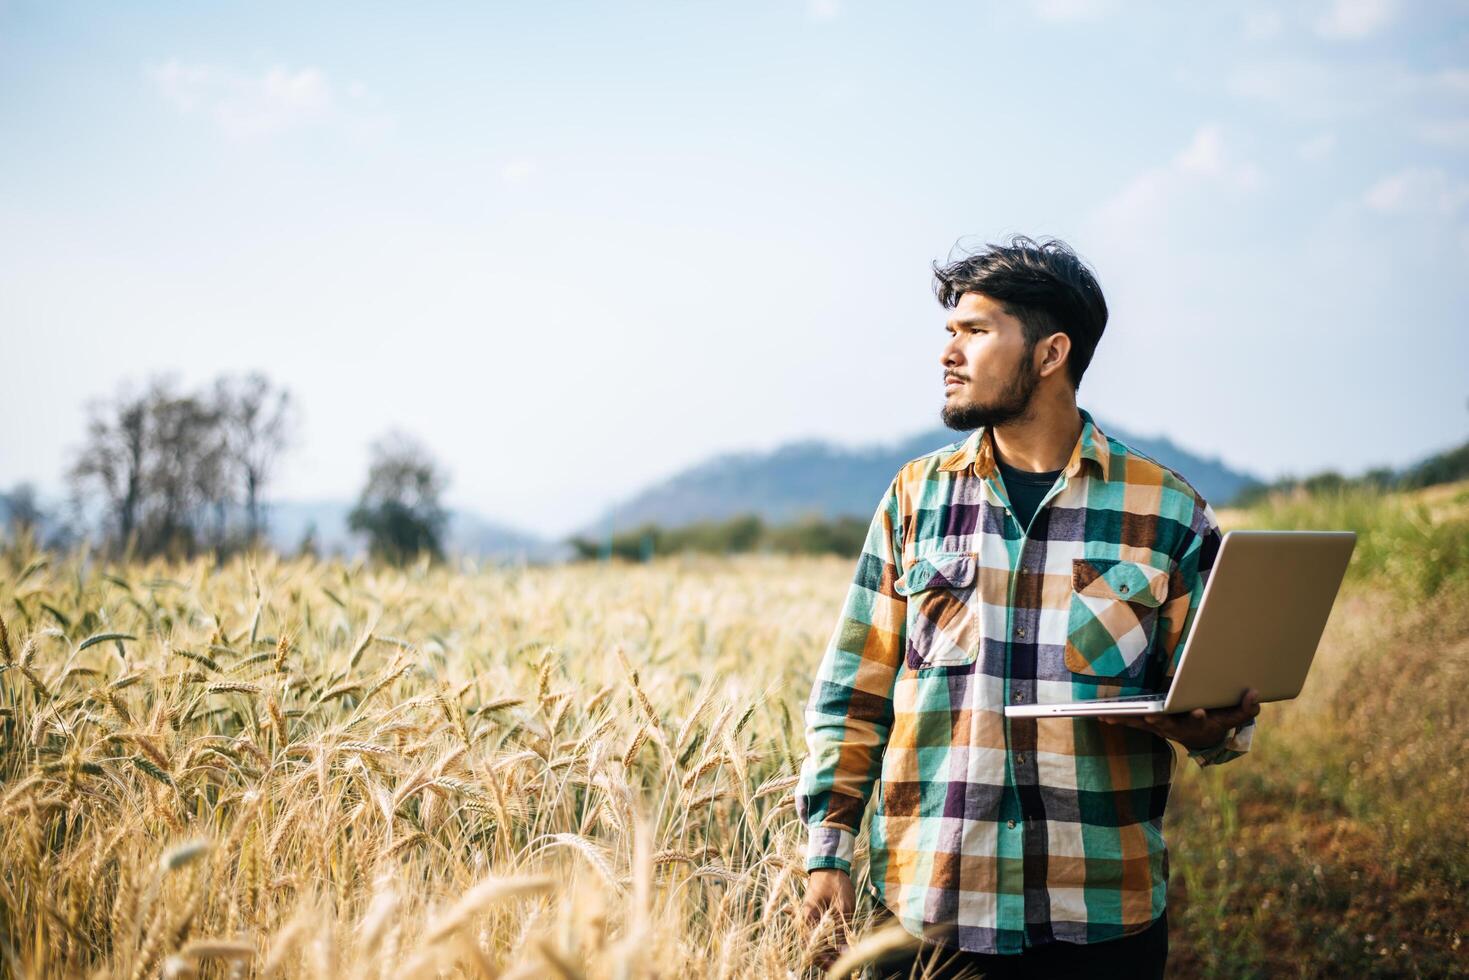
[801,868,855,970]
[1101,687,1261,750]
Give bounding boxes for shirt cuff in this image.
[1186,722,1254,766]
[1186,732,1232,766]
[805,825,856,874]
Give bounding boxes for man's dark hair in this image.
[932,235,1108,390]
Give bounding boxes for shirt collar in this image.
[936,406,1112,482]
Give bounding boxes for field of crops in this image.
[1,481,1465,978]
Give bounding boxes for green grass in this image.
[1227,481,1469,602]
[1166,480,1468,977]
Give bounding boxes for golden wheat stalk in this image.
[418,874,554,947]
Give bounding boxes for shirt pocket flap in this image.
[894,552,977,597]
[1072,557,1168,607]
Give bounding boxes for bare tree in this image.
[68,385,149,551]
[140,381,229,555]
[213,372,296,546]
[67,373,296,558]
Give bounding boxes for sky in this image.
[2,0,1467,539]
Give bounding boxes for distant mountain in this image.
[581,417,1266,535]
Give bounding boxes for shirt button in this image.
[1007,819,1017,829]
[1015,626,1026,638]
[1016,753,1026,764]
[1013,693,1024,703]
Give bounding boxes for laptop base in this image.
[1005,697,1167,719]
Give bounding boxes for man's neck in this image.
[989,395,1083,474]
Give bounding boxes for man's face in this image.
[940,291,1041,431]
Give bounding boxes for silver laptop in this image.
[1005,529,1357,718]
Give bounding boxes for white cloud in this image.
[807,0,840,22]
[1030,0,1115,23]
[147,60,343,140]
[1315,0,1396,40]
[1174,125,1263,188]
[1092,124,1262,233]
[1363,167,1469,216]
[500,157,537,183]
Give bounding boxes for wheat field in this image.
[1,482,1465,978]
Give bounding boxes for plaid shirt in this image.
[794,406,1254,954]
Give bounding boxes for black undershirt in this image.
[995,453,1064,534]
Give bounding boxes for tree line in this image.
[2,372,450,565]
[567,513,871,562]
[1229,437,1469,508]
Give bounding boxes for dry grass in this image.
[0,480,1464,977]
[0,549,845,978]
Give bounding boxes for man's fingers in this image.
[1143,717,1185,738]
[805,908,849,972]
[1104,715,1165,737]
[1215,699,1257,728]
[802,896,835,931]
[803,896,852,931]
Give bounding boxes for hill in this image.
[583,417,1264,535]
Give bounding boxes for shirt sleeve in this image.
[1156,497,1257,768]
[793,476,906,873]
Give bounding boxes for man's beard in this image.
[941,348,1040,431]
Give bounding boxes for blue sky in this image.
[2,0,1466,537]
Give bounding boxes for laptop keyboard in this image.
[1109,694,1164,701]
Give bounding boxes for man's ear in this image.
[1038,332,1071,379]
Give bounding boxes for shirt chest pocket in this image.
[1064,557,1170,680]
[893,551,980,670]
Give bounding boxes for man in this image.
[794,236,1261,979]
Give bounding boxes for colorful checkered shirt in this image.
[794,406,1255,954]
